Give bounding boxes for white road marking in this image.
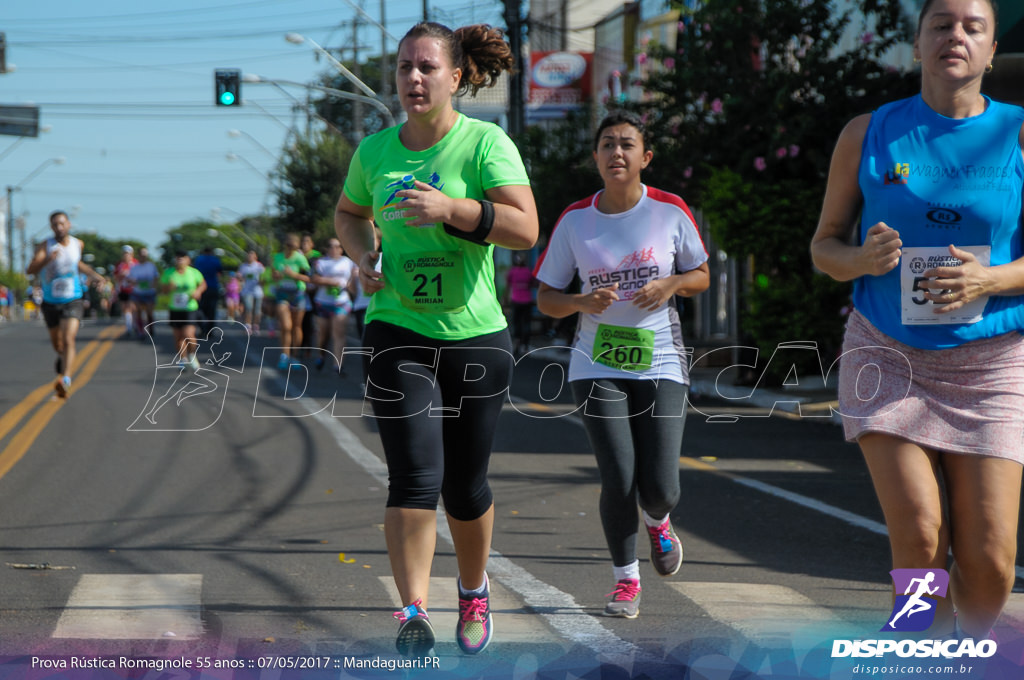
[54,574,203,640]
[694,464,1024,583]
[668,582,861,646]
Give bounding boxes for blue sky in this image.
[1,0,503,261]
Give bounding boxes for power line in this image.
[17,12,343,37]
[2,0,300,25]
[9,23,356,46]
[17,51,299,73]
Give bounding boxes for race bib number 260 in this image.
[593,324,655,371]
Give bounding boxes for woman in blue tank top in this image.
[811,0,1024,641]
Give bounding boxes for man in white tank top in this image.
[25,210,107,398]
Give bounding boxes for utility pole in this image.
[423,0,428,22]
[503,0,525,136]
[352,17,364,139]
[380,0,390,106]
[560,0,568,51]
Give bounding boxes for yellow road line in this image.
[0,325,120,441]
[0,326,122,480]
[0,329,106,442]
[680,456,721,473]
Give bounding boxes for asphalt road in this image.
[1,316,1023,679]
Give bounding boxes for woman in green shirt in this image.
[336,21,538,657]
[159,250,207,370]
[271,233,311,370]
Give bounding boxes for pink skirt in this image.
[838,310,1024,462]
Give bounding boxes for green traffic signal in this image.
[214,68,241,107]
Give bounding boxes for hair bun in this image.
[454,24,515,97]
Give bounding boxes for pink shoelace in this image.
[459,596,489,622]
[647,521,674,551]
[606,580,641,601]
[393,598,427,624]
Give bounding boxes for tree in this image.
[77,232,146,276]
[0,266,28,298]
[635,0,917,377]
[515,108,599,242]
[155,220,244,270]
[314,55,395,146]
[275,129,353,245]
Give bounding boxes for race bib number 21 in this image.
[397,251,466,313]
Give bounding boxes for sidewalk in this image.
[526,339,841,424]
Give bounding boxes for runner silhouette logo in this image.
[882,568,949,632]
[129,321,249,432]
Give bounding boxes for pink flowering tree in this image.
[636,0,916,374]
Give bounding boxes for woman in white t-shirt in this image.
[311,238,358,373]
[237,250,265,334]
[536,111,709,619]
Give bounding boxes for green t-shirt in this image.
[343,113,529,340]
[161,266,205,311]
[272,250,310,294]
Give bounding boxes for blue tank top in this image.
[41,236,85,304]
[854,95,1024,349]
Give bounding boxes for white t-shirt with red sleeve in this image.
[535,185,708,385]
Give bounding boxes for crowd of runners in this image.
[19,220,363,390]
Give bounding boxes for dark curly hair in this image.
[399,22,516,97]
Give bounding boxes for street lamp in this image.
[285,33,380,99]
[206,227,247,259]
[225,152,276,216]
[210,207,263,252]
[244,80,343,138]
[241,98,296,134]
[243,74,395,128]
[0,124,53,163]
[225,152,273,180]
[227,129,278,162]
[6,156,65,271]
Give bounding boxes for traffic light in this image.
[214,68,241,106]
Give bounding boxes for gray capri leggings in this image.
[570,378,688,567]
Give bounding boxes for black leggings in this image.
[511,303,532,347]
[363,321,513,520]
[570,378,688,567]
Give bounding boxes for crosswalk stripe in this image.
[53,574,203,640]
[668,582,860,646]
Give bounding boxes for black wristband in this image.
[443,200,494,245]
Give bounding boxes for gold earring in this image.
[985,62,994,73]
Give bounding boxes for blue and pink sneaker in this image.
[393,599,434,656]
[456,581,493,654]
[646,518,683,576]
